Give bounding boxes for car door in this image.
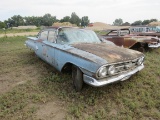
[35,30,48,61]
[111,36,124,47]
[39,28,67,71]
[107,30,124,47]
[42,30,57,66]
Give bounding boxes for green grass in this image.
[0,28,40,34]
[0,36,160,120]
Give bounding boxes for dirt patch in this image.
[53,22,77,27]
[36,102,66,120]
[86,22,130,31]
[0,65,40,94]
[109,109,117,116]
[0,37,67,120]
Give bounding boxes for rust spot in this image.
[99,29,160,51]
[71,43,142,63]
[134,32,160,38]
[37,39,44,42]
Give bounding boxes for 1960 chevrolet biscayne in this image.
[25,27,144,91]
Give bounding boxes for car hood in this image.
[68,43,143,65]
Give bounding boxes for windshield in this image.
[57,28,101,44]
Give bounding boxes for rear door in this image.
[42,30,57,66]
[35,30,48,61]
[106,30,124,47]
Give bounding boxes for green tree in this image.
[113,18,123,26]
[0,21,6,28]
[142,20,150,25]
[81,16,90,27]
[150,19,158,23]
[131,20,142,26]
[24,16,35,25]
[4,18,15,28]
[70,12,81,26]
[11,15,24,27]
[24,16,43,26]
[122,22,130,26]
[60,16,70,22]
[34,17,43,26]
[42,13,57,26]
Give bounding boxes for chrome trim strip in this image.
[148,43,160,48]
[83,64,144,87]
[95,56,144,79]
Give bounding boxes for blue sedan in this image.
[25,27,144,91]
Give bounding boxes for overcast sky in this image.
[0,0,160,24]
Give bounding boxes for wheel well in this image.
[130,42,148,50]
[61,63,73,73]
[61,63,85,75]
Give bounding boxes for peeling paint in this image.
[99,29,160,50]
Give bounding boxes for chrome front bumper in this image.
[83,64,144,87]
[148,43,160,48]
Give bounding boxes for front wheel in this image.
[72,65,83,92]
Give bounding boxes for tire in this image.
[138,47,145,53]
[72,65,83,92]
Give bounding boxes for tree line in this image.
[113,18,158,26]
[0,12,90,29]
[0,12,159,29]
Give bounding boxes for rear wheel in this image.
[72,65,83,92]
[131,42,146,53]
[138,47,145,52]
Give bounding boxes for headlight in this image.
[137,57,144,65]
[98,67,107,77]
[108,65,116,75]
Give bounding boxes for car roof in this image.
[45,26,79,29]
[41,26,92,33]
[102,28,130,32]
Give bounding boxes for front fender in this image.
[54,48,103,77]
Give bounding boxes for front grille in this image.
[115,60,137,74]
[107,58,139,77]
[96,57,143,79]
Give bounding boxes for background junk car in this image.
[98,28,160,52]
[130,26,160,38]
[25,27,145,91]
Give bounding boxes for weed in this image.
[0,36,160,119]
[0,29,39,34]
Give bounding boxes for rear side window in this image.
[40,31,48,40]
[48,31,56,42]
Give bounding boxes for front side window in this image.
[40,31,48,40]
[48,31,56,43]
[120,30,130,36]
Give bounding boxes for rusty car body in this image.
[99,28,160,52]
[130,26,160,38]
[136,32,160,38]
[25,27,144,91]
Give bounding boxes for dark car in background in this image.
[130,26,160,38]
[99,28,160,52]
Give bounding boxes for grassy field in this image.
[0,36,160,120]
[0,28,40,34]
